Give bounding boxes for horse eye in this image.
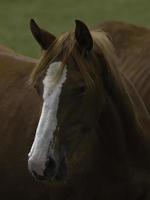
[78,86,86,93]
[75,86,86,96]
[34,83,43,96]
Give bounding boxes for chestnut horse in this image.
[0,20,150,200]
[98,21,150,113]
[28,19,150,200]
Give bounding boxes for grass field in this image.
[0,0,150,58]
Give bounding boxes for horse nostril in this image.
[32,170,46,181]
[44,157,57,178]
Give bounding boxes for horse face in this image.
[28,61,99,181]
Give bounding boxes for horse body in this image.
[98,21,150,112]
[0,49,51,200]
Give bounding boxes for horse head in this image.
[28,19,110,182]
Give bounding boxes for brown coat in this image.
[98,21,150,112]
[0,47,50,200]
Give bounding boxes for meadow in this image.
[0,0,149,58]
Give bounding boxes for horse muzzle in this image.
[28,155,67,182]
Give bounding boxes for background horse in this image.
[28,19,150,200]
[98,21,150,113]
[0,47,51,199]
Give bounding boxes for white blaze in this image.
[28,62,67,176]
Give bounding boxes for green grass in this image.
[0,0,150,58]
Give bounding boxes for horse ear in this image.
[75,20,93,53]
[30,19,56,50]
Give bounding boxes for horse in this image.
[98,21,150,113]
[28,19,150,200]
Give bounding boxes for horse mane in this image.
[30,28,149,137]
[30,30,118,87]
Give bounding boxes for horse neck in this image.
[98,67,150,168]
